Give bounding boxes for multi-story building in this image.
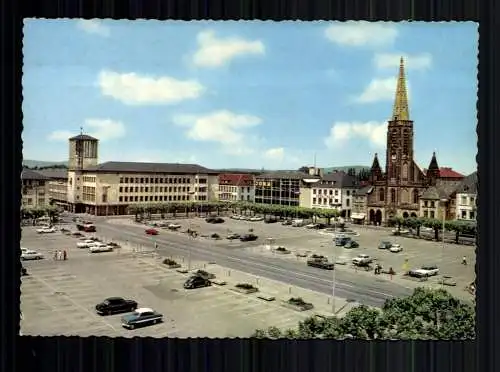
[455,172,477,221]
[218,173,255,202]
[35,169,69,209]
[65,133,219,215]
[351,185,372,223]
[300,171,358,218]
[21,168,51,208]
[366,57,465,225]
[254,171,306,207]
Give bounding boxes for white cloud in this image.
[324,121,387,149]
[374,52,432,70]
[324,22,398,48]
[98,70,205,105]
[354,77,411,103]
[192,30,265,68]
[264,147,285,161]
[76,20,110,37]
[172,110,262,153]
[48,119,126,142]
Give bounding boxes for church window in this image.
[391,189,396,203]
[378,188,384,202]
[402,163,408,180]
[413,190,419,204]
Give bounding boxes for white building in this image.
[218,174,255,202]
[455,172,477,221]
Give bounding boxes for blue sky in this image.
[23,20,477,174]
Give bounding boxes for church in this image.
[366,57,463,225]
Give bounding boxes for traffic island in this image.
[232,283,259,294]
[162,258,182,269]
[282,297,314,312]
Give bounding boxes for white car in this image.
[230,215,241,220]
[352,254,373,266]
[249,216,264,221]
[21,250,44,260]
[410,265,439,278]
[77,239,98,249]
[36,227,56,234]
[89,243,113,253]
[389,244,403,253]
[167,223,181,229]
[305,223,318,229]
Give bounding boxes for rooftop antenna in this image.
[80,126,84,135]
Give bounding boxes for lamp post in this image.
[332,241,337,315]
[187,191,196,271]
[440,198,447,285]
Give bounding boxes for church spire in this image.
[391,57,410,121]
[371,153,381,171]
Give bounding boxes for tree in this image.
[253,288,474,340]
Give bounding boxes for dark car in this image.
[378,241,392,249]
[264,218,278,224]
[335,236,351,246]
[307,258,335,270]
[344,240,359,249]
[183,275,212,289]
[21,266,28,276]
[145,228,159,235]
[95,297,138,315]
[281,220,292,226]
[240,234,258,242]
[316,223,328,229]
[108,242,121,248]
[206,217,225,224]
[226,233,240,240]
[121,308,163,329]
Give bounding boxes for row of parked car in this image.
[76,237,119,253]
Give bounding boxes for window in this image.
[424,200,428,207]
[124,196,128,202]
[119,187,123,192]
[323,198,327,205]
[120,177,124,183]
[470,197,475,205]
[329,190,332,195]
[145,187,149,193]
[313,189,316,194]
[119,196,123,202]
[430,211,435,219]
[346,199,350,207]
[140,196,143,202]
[140,178,144,183]
[461,196,467,205]
[102,194,107,203]
[124,177,129,183]
[469,211,475,220]
[424,210,428,218]
[430,201,435,208]
[335,190,339,196]
[390,189,396,203]
[413,190,419,204]
[346,190,350,196]
[313,198,316,204]
[461,210,467,219]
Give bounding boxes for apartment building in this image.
[351,185,372,223]
[21,168,51,208]
[218,173,255,202]
[35,169,69,209]
[455,172,477,221]
[300,171,358,218]
[254,171,306,207]
[65,133,219,215]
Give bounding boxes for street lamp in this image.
[188,191,196,271]
[332,241,337,315]
[440,198,447,285]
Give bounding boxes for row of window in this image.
[460,196,476,206]
[313,189,341,196]
[312,198,348,206]
[254,197,300,207]
[118,195,207,203]
[83,176,96,183]
[118,186,207,193]
[422,210,436,219]
[22,197,46,206]
[119,176,207,184]
[219,185,252,193]
[458,210,475,220]
[376,188,420,204]
[219,194,252,201]
[255,190,300,198]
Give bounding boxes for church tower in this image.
[426,152,440,186]
[386,57,415,187]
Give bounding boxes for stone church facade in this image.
[366,58,442,225]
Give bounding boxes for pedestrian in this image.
[57,250,62,261]
[462,256,467,265]
[63,250,67,261]
[53,251,58,261]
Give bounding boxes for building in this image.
[366,57,464,225]
[455,172,477,221]
[65,133,219,215]
[21,168,51,208]
[254,171,306,207]
[35,169,69,209]
[351,186,372,224]
[218,173,255,202]
[300,171,358,217]
[419,182,459,220]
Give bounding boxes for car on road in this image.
[378,241,392,250]
[343,240,359,249]
[392,229,410,236]
[249,216,264,222]
[145,228,159,235]
[409,265,440,278]
[240,233,258,242]
[95,297,138,315]
[226,233,240,240]
[307,257,335,270]
[335,236,352,246]
[291,219,305,227]
[89,243,114,253]
[389,244,403,253]
[36,226,56,234]
[77,239,98,248]
[121,307,163,329]
[230,215,242,220]
[183,275,212,289]
[281,220,292,226]
[167,223,181,230]
[206,217,225,224]
[21,250,44,261]
[352,254,373,266]
[107,242,121,248]
[264,218,278,224]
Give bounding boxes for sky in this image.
[22,20,478,174]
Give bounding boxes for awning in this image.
[351,213,366,219]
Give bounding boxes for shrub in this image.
[311,254,326,259]
[236,283,255,290]
[211,233,220,239]
[288,297,307,305]
[276,246,288,252]
[162,258,178,266]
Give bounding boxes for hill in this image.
[23,159,68,168]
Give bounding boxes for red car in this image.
[145,228,159,235]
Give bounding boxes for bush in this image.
[311,254,326,260]
[211,233,220,239]
[276,246,288,252]
[288,297,307,306]
[236,283,256,290]
[162,258,178,266]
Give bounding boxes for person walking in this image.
[63,250,67,261]
[462,256,467,265]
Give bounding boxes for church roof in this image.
[391,57,410,121]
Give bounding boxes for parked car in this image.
[77,239,98,248]
[249,216,264,221]
[352,254,373,266]
[107,242,121,248]
[335,236,352,246]
[183,275,212,289]
[389,244,403,253]
[121,308,163,329]
[409,265,440,278]
[264,218,278,224]
[291,219,304,227]
[281,220,292,226]
[392,229,410,236]
[21,250,44,261]
[307,257,334,270]
[95,297,138,315]
[36,227,56,234]
[305,223,319,229]
[240,234,258,242]
[192,270,216,279]
[145,228,159,235]
[206,217,225,224]
[89,243,114,253]
[378,241,392,250]
[343,240,359,249]
[167,224,181,230]
[230,215,241,220]
[226,233,240,240]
